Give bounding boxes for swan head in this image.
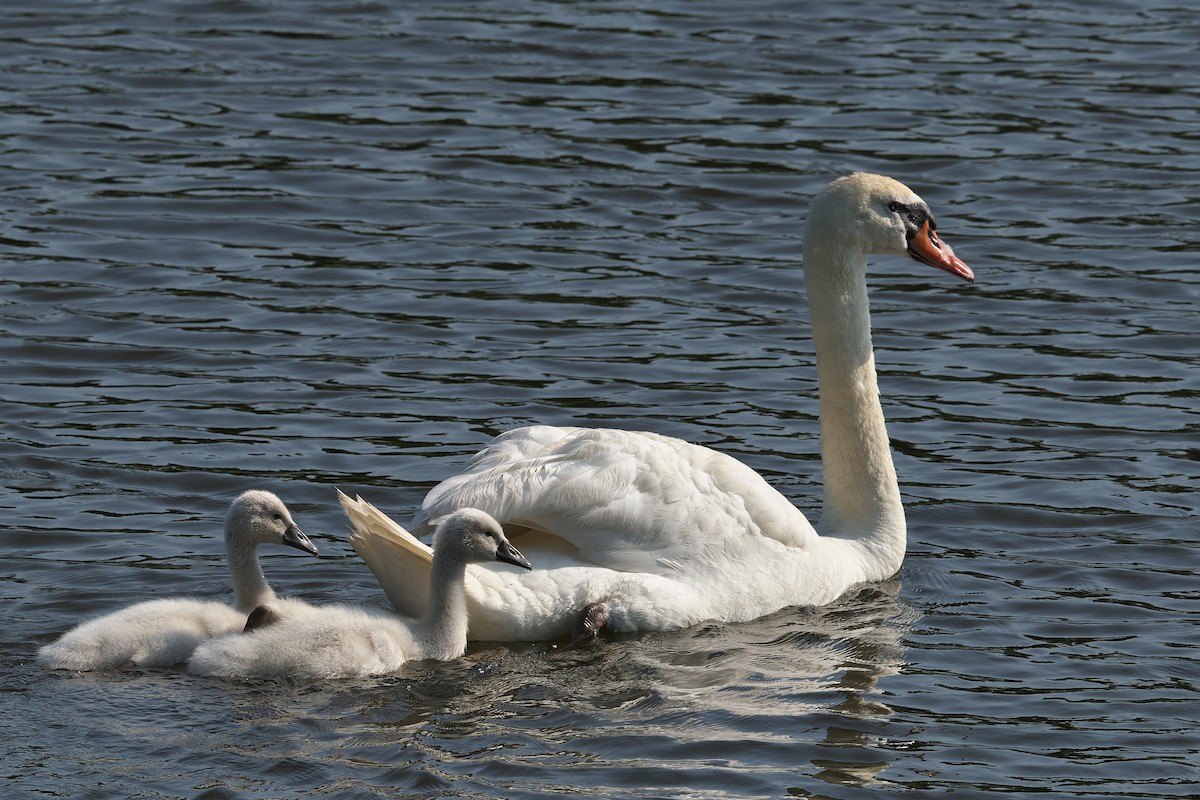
[806,172,974,283]
[431,508,533,570]
[227,490,319,556]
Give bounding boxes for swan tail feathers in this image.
[337,489,432,618]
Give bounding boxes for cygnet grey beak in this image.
[282,523,320,556]
[496,540,532,570]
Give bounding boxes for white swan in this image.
[37,490,319,671]
[348,172,974,642]
[186,506,531,680]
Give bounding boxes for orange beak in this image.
[908,219,974,283]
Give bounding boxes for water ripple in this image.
[3,1,1198,798]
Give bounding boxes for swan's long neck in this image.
[803,237,905,573]
[226,533,277,613]
[417,553,470,660]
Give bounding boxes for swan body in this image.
[187,506,530,680]
[349,172,974,641]
[37,490,319,670]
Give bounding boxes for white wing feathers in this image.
[412,426,818,574]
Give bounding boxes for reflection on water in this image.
[3,0,1198,798]
[182,583,912,797]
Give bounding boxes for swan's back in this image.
[415,426,820,570]
[188,604,420,680]
[37,598,247,671]
[37,592,320,672]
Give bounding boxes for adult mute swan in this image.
[186,507,530,679]
[37,490,319,671]
[348,172,974,642]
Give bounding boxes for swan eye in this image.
[887,200,925,227]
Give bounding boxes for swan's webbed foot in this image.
[243,604,282,632]
[569,602,609,646]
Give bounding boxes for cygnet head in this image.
[226,490,319,555]
[805,172,974,283]
[432,508,532,570]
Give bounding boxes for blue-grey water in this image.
[2,1,1197,797]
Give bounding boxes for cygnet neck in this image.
[418,548,471,658]
[226,528,277,613]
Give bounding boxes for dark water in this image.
[2,1,1198,797]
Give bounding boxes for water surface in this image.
[2,1,1198,798]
